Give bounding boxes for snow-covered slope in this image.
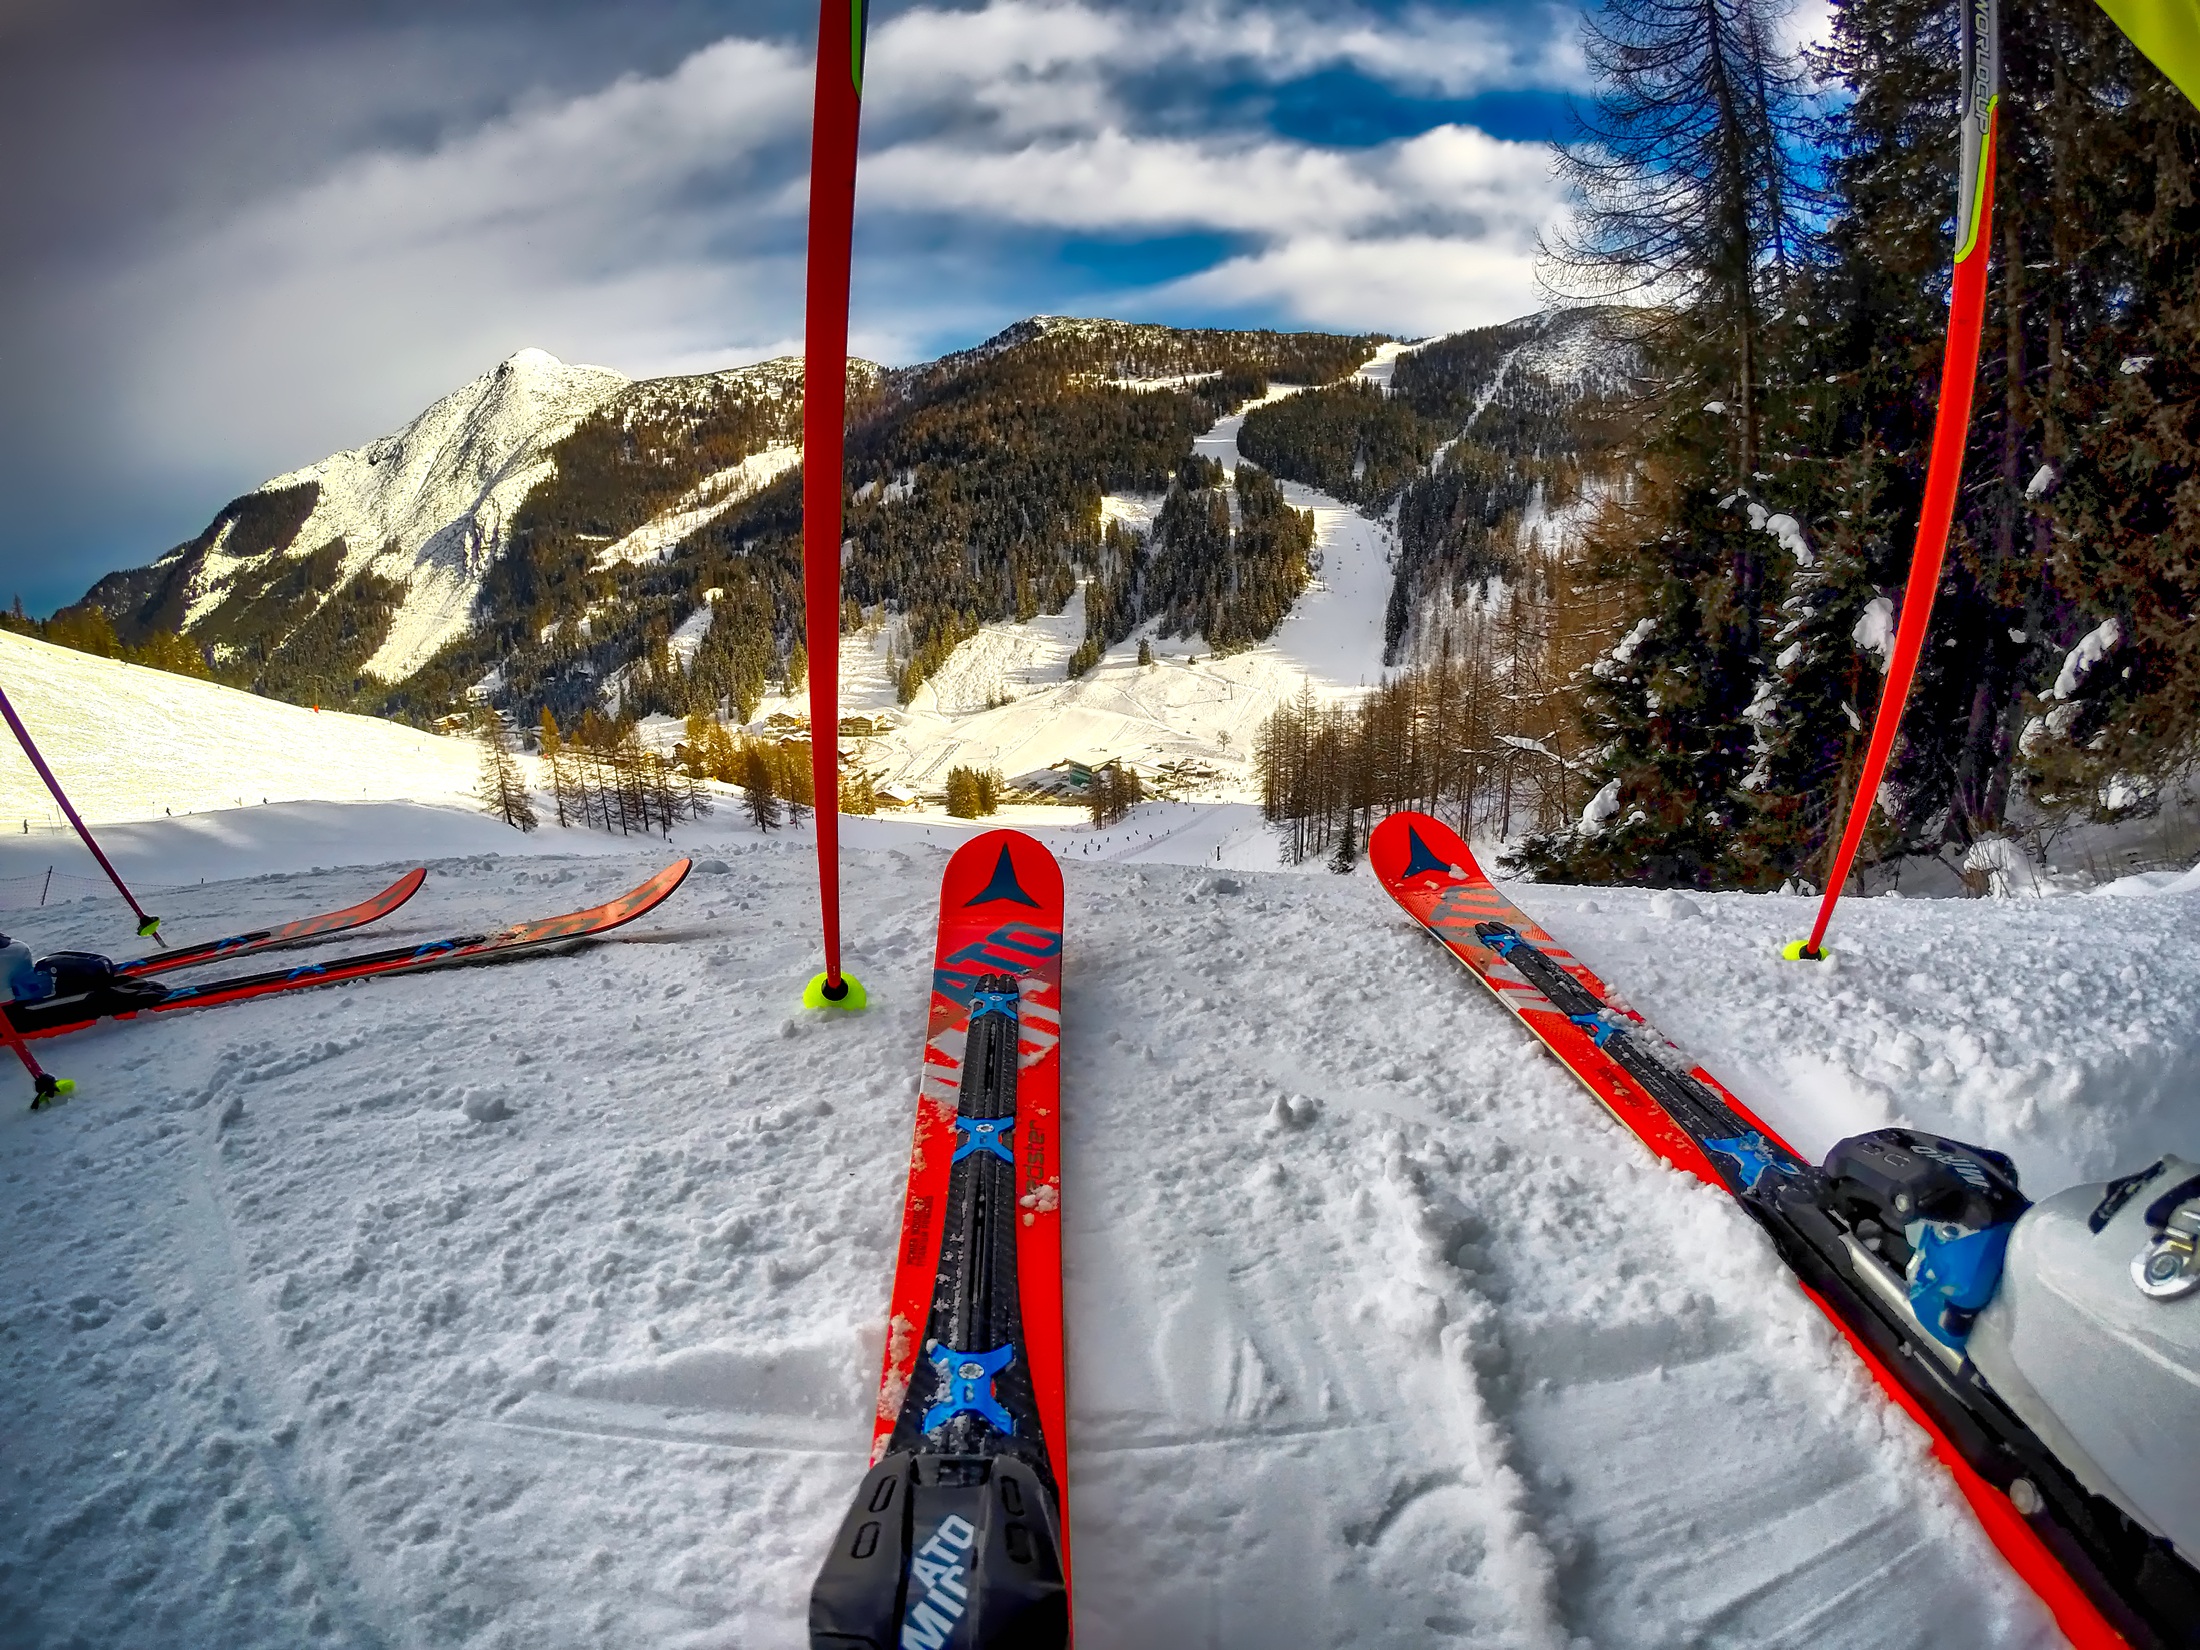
[0,629,480,829]
[2,633,2198,1645]
[7,794,2197,1647]
[593,442,803,570]
[99,349,841,688]
[755,381,1394,802]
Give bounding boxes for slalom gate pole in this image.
[799,0,869,1013]
[1790,0,1998,963]
[0,681,163,944]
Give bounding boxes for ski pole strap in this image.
[1798,0,1998,960]
[0,683,163,945]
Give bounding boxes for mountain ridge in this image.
[67,310,1631,730]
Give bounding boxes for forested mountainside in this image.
[1235,308,1635,663]
[57,318,1392,727]
[1236,0,2200,893]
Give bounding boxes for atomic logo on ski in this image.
[900,1515,979,1650]
[1400,827,1457,882]
[966,843,1040,907]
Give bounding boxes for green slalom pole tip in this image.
[30,1076,75,1111]
[1781,939,1830,963]
[137,916,162,938]
[803,971,868,1012]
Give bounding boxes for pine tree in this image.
[539,707,573,828]
[741,745,783,831]
[840,770,879,815]
[1518,0,1824,886]
[474,708,538,832]
[1086,761,1142,827]
[781,739,815,826]
[947,766,979,817]
[1329,809,1358,874]
[1546,0,1819,482]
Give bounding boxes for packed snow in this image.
[4,641,2198,1646]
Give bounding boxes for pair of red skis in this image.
[839,816,2173,1648]
[4,860,691,1104]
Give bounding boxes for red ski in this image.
[811,828,1070,1648]
[9,860,690,1042]
[1370,810,2149,1648]
[118,867,428,977]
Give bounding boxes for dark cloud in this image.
[0,0,1580,616]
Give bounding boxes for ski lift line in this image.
[799,0,869,1009]
[0,682,165,946]
[1798,0,1998,962]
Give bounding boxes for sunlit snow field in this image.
[2,781,2195,1646]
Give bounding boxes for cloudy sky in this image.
[1,0,1593,615]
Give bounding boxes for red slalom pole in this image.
[1790,0,1998,962]
[799,0,869,1012]
[0,680,164,944]
[0,1010,70,1110]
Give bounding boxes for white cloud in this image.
[73,0,1578,486]
[864,0,1588,126]
[1159,233,1547,336]
[1775,0,1837,57]
[859,122,1564,330]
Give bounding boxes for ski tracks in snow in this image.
[2,844,2066,1648]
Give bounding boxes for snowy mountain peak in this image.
[236,350,632,681]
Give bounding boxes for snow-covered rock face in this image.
[255,349,631,681]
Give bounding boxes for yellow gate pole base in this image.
[803,971,868,1011]
[1781,939,1831,962]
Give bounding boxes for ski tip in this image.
[804,970,869,1012]
[1781,939,1830,963]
